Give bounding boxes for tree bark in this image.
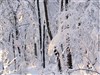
[65,0,68,11]
[67,51,72,69]
[65,0,68,5]
[34,43,37,57]
[37,0,42,49]
[44,0,53,40]
[54,48,62,72]
[61,0,63,11]
[43,25,45,68]
[12,33,16,70]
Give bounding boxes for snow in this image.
[0,0,100,75]
[26,67,39,75]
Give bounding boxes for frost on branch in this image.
[0,0,100,75]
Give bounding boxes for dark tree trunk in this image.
[24,29,27,61]
[8,32,12,42]
[17,47,21,56]
[61,0,63,11]
[57,57,62,72]
[13,12,19,40]
[65,0,68,11]
[61,44,63,51]
[65,0,68,5]
[12,33,16,69]
[54,48,62,72]
[67,51,72,69]
[44,0,53,40]
[24,44,27,61]
[15,28,19,40]
[37,0,42,49]
[43,25,45,68]
[34,43,37,57]
[66,32,72,69]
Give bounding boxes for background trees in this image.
[0,0,99,75]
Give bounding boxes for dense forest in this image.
[0,0,100,75]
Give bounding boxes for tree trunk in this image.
[65,0,68,11]
[43,25,45,68]
[37,0,42,49]
[34,43,37,57]
[67,51,72,69]
[12,33,16,70]
[44,0,53,40]
[65,0,68,5]
[24,28,27,62]
[61,0,63,11]
[54,48,62,72]
[57,57,62,72]
[17,47,21,56]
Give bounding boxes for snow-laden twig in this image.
[8,57,17,66]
